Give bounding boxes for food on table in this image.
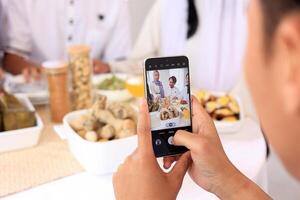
[160,106,180,121]
[68,45,93,110]
[84,131,98,142]
[181,107,190,120]
[69,94,137,142]
[196,91,240,122]
[97,75,126,90]
[148,98,160,112]
[180,99,188,105]
[161,97,171,109]
[0,90,36,131]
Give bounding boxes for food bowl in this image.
[92,73,132,102]
[195,90,245,134]
[62,110,137,175]
[0,95,44,153]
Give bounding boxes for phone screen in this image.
[144,56,192,157]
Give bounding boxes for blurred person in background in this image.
[2,0,131,81]
[150,70,165,100]
[114,0,248,92]
[113,0,300,199]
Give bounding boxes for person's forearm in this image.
[214,165,271,200]
[3,52,39,75]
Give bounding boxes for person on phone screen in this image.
[180,73,190,102]
[113,0,300,199]
[166,76,180,100]
[150,70,165,100]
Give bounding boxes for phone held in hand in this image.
[144,56,193,157]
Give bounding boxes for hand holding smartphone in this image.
[144,56,193,157]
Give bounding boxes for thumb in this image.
[169,152,191,182]
[137,98,153,154]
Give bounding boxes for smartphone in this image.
[144,56,193,157]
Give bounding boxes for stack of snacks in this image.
[68,45,92,110]
[196,91,240,122]
[69,95,137,142]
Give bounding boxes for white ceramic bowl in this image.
[92,73,132,102]
[0,95,44,153]
[212,93,245,134]
[62,110,137,175]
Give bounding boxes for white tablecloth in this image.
[3,118,266,200]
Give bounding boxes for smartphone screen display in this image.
[144,56,192,157]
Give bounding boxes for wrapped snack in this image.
[99,124,115,140]
[116,119,136,139]
[0,92,36,131]
[160,108,171,120]
[85,131,98,142]
[107,102,135,120]
[68,45,93,110]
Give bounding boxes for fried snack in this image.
[116,119,136,139]
[100,124,115,140]
[85,131,98,142]
[168,106,179,118]
[196,90,241,122]
[71,95,138,142]
[107,102,134,119]
[70,114,89,132]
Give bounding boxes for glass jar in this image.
[68,45,93,110]
[43,61,70,122]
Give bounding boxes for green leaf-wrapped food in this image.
[0,92,36,132]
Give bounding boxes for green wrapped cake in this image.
[0,90,36,132]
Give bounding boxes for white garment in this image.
[4,0,131,68]
[150,81,165,99]
[166,86,180,99]
[113,0,248,91]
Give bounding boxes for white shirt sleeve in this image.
[109,0,161,74]
[5,0,32,58]
[102,1,131,63]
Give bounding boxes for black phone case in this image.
[144,56,193,158]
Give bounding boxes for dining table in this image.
[1,101,268,200]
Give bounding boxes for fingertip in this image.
[139,98,148,111]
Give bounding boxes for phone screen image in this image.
[145,56,192,157]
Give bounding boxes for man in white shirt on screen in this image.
[2,0,131,80]
[166,76,180,100]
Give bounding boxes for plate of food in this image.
[0,91,43,153]
[92,73,132,102]
[196,90,244,134]
[61,94,137,175]
[4,74,49,105]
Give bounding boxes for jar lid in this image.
[42,61,68,75]
[68,45,90,55]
